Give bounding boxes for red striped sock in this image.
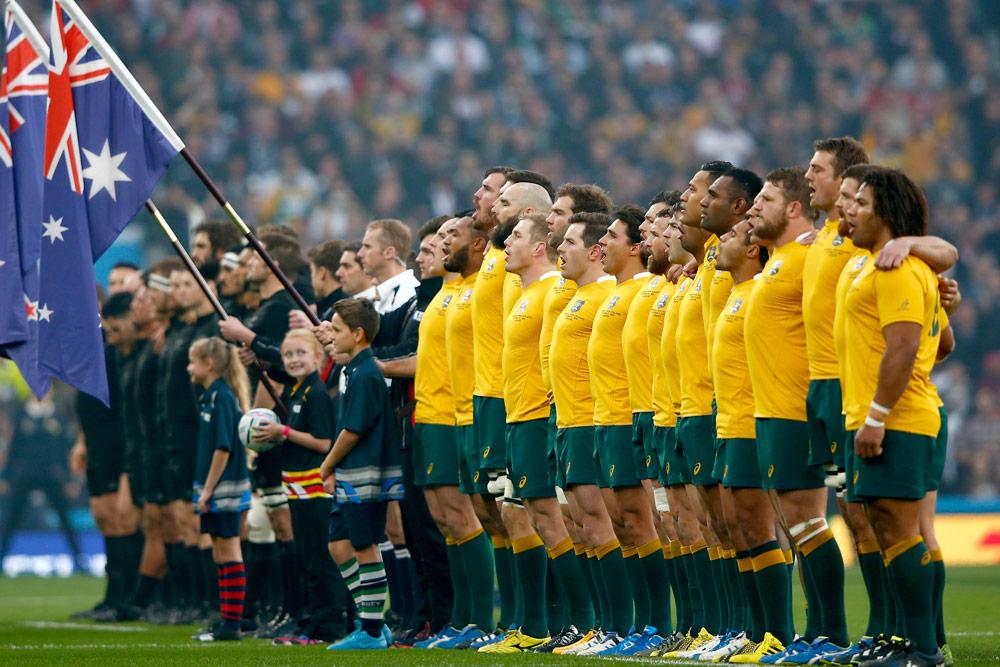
[218,561,246,628]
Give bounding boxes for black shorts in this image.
[328,501,388,550]
[165,439,197,502]
[200,511,243,538]
[253,447,285,490]
[85,441,123,497]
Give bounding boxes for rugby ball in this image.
[239,408,281,453]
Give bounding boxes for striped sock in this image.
[358,561,389,637]
[338,557,362,610]
[217,561,246,630]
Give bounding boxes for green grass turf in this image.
[0,566,997,665]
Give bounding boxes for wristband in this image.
[282,425,291,440]
[870,401,891,416]
[864,416,885,428]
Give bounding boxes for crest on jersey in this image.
[768,260,783,276]
[607,295,621,310]
[693,280,702,293]
[853,255,869,270]
[648,276,660,288]
[707,246,719,262]
[557,277,566,287]
[832,235,845,247]
[570,299,585,313]
[656,294,670,308]
[442,295,453,307]
[516,299,529,314]
[486,258,496,272]
[730,298,744,314]
[461,288,473,302]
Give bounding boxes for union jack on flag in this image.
[1,1,50,397]
[35,0,178,403]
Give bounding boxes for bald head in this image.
[492,182,552,226]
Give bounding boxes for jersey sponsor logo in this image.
[518,475,527,489]
[570,299,585,313]
[557,277,567,287]
[656,293,670,308]
[832,235,845,247]
[768,260,783,276]
[442,294,453,308]
[461,288,473,302]
[730,298,744,314]
[854,255,869,270]
[648,276,660,288]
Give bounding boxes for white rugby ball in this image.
[239,408,281,452]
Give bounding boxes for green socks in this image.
[799,528,848,646]
[886,537,937,654]
[857,539,888,637]
[446,540,470,628]
[738,552,765,642]
[492,536,515,629]
[511,534,548,638]
[931,548,947,647]
[596,539,634,635]
[456,529,497,631]
[751,541,795,645]
[623,545,650,630]
[693,544,722,634]
[638,539,672,634]
[549,538,595,631]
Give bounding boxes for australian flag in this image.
[37,1,177,403]
[1,2,49,397]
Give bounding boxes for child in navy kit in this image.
[320,298,403,651]
[252,329,344,644]
[187,336,252,642]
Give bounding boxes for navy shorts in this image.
[328,501,388,549]
[200,511,242,538]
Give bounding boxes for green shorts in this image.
[928,406,948,492]
[847,428,934,501]
[556,426,600,488]
[457,424,489,495]
[806,379,847,468]
[506,419,556,499]
[655,425,692,486]
[547,406,559,486]
[415,423,460,487]
[756,417,825,491]
[473,395,508,473]
[676,415,720,486]
[596,425,643,488]
[712,438,727,481]
[720,438,763,489]
[631,412,657,480]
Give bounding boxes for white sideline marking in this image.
[19,621,148,633]
[5,643,225,650]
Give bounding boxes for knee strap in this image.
[789,517,828,546]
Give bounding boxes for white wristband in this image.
[870,401,891,416]
[864,416,885,428]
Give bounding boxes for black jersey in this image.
[133,335,161,450]
[76,344,125,453]
[247,289,296,387]
[280,371,335,473]
[156,312,220,450]
[117,340,145,455]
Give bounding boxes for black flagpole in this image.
[145,200,288,419]
[178,149,321,327]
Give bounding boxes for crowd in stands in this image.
[3,0,997,499]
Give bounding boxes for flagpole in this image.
[55,0,320,326]
[144,200,288,419]
[6,0,48,57]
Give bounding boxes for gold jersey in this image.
[445,272,478,426]
[711,280,757,439]
[623,274,666,413]
[502,272,560,423]
[414,279,459,425]
[472,245,510,399]
[661,277,691,422]
[550,280,614,428]
[745,241,810,420]
[803,220,857,380]
[648,282,678,427]
[539,276,577,402]
[588,275,647,426]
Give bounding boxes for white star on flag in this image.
[42,215,68,243]
[82,140,131,201]
[37,303,54,322]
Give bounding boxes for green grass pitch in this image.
[1,567,997,665]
